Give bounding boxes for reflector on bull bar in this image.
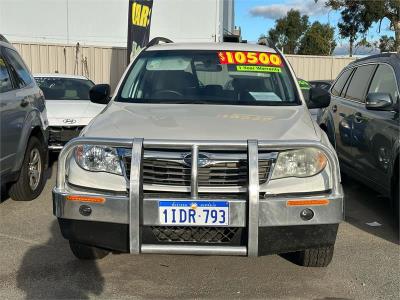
[129,138,144,254]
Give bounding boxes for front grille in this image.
[151,226,239,243]
[49,126,84,144]
[123,150,275,187]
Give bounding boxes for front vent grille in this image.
[122,150,275,188]
[49,126,84,144]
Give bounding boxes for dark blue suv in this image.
[320,53,399,220]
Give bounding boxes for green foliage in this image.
[267,10,309,54]
[323,0,400,53]
[298,22,337,55]
[331,1,370,56]
[379,35,396,52]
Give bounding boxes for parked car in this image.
[0,37,48,200]
[319,53,399,220]
[298,78,320,122]
[53,40,343,267]
[34,74,105,150]
[310,80,333,91]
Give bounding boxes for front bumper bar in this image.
[53,137,344,257]
[53,192,343,227]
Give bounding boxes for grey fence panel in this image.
[12,42,356,90]
[285,54,355,81]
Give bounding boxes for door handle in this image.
[332,105,337,112]
[20,98,29,107]
[354,112,363,123]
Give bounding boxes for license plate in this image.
[159,201,229,226]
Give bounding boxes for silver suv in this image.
[0,36,48,200]
[53,40,343,267]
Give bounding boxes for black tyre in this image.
[9,136,46,201]
[294,245,334,267]
[69,241,109,260]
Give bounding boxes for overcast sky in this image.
[235,0,394,54]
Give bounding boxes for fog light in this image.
[300,208,314,221]
[79,205,92,216]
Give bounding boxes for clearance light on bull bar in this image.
[75,145,123,175]
[66,195,106,204]
[287,199,330,206]
[271,148,327,179]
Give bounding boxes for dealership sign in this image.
[127,0,154,63]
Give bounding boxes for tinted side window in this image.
[3,48,32,88]
[368,64,399,103]
[331,69,352,96]
[344,64,376,102]
[0,54,13,93]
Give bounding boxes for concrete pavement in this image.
[0,159,399,299]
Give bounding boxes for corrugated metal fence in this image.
[285,54,355,81]
[12,42,127,91]
[12,42,356,90]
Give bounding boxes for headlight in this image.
[75,145,123,175]
[271,148,327,179]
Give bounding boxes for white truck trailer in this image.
[1,0,236,47]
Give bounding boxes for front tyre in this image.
[294,245,334,267]
[9,136,46,201]
[69,241,110,260]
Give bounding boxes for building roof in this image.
[146,42,276,53]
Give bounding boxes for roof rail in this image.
[350,52,399,64]
[147,37,173,48]
[0,34,10,44]
[268,39,280,53]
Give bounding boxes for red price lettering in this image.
[217,51,282,66]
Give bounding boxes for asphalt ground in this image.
[0,157,399,300]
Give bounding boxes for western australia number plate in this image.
[159,201,229,226]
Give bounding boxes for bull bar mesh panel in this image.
[151,226,240,243]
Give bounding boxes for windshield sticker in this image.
[147,57,191,71]
[249,92,282,101]
[236,65,282,73]
[298,79,311,89]
[218,51,282,66]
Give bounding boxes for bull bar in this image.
[53,137,344,257]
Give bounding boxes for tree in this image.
[326,0,370,57]
[267,10,309,54]
[298,22,337,55]
[322,0,400,53]
[362,1,400,53]
[379,35,396,52]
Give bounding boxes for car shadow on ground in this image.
[16,221,105,299]
[343,177,399,244]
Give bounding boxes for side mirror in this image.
[307,87,331,109]
[366,92,393,111]
[89,84,111,105]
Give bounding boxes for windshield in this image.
[35,77,94,100]
[118,50,300,106]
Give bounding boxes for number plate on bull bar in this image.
[158,201,229,226]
